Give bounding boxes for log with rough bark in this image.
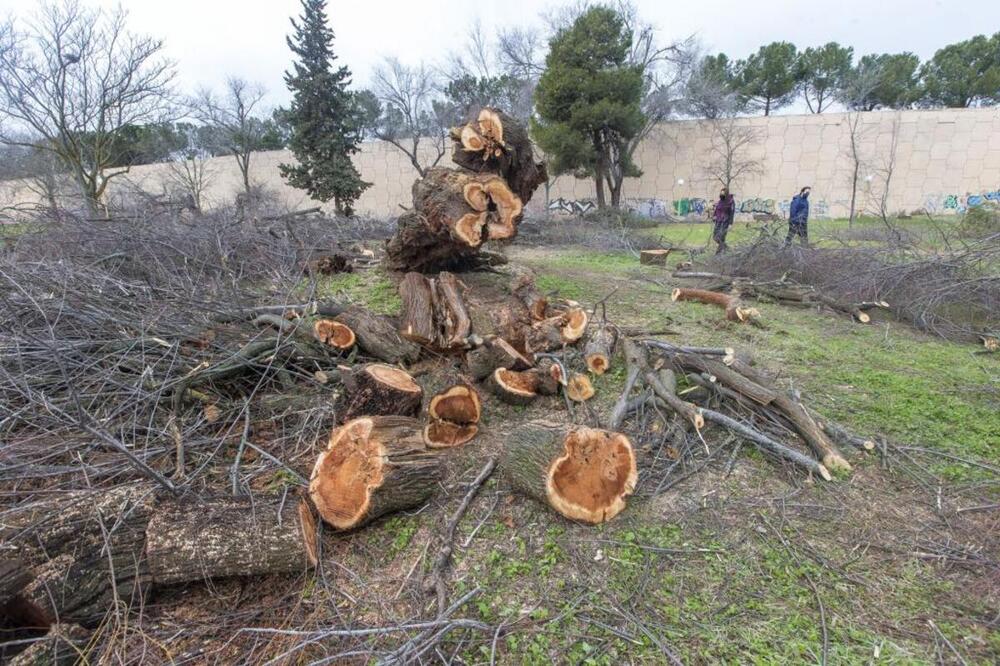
[671,287,760,323]
[512,271,548,321]
[8,623,91,666]
[309,416,442,530]
[502,422,637,524]
[398,271,472,351]
[425,384,482,448]
[584,324,617,374]
[145,495,317,585]
[336,363,424,423]
[640,249,672,266]
[465,336,534,380]
[449,108,547,204]
[334,306,421,365]
[490,298,532,351]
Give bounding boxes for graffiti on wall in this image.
[626,198,670,218]
[548,197,671,218]
[547,194,836,219]
[671,198,707,216]
[548,197,597,215]
[925,189,1000,214]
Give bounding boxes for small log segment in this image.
[336,363,424,423]
[449,108,547,204]
[425,384,482,448]
[512,271,548,321]
[584,324,617,374]
[489,366,557,405]
[398,271,472,351]
[565,372,595,402]
[502,422,637,524]
[640,249,672,266]
[310,416,442,530]
[672,287,760,324]
[145,495,317,585]
[311,318,356,350]
[465,336,533,380]
[334,306,421,365]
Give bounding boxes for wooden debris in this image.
[640,249,672,266]
[425,384,482,448]
[337,364,424,423]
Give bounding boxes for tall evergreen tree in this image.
[280,0,369,215]
[735,42,800,115]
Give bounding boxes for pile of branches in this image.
[710,236,1000,344]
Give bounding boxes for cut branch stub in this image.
[309,416,441,530]
[466,337,534,380]
[425,384,482,448]
[560,307,589,344]
[450,108,547,204]
[512,272,548,321]
[565,372,595,402]
[337,364,423,423]
[312,319,356,350]
[502,422,637,524]
[335,306,422,365]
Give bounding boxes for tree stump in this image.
[337,363,424,423]
[502,422,637,524]
[309,416,442,530]
[639,249,672,266]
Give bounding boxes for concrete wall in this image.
[3,107,999,221]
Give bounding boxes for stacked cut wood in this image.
[386,109,547,273]
[672,271,890,324]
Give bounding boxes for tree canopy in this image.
[532,6,645,208]
[735,42,800,115]
[280,0,369,215]
[798,43,853,113]
[920,33,1000,108]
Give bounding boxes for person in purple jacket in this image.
[712,187,736,254]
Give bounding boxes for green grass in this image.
[311,269,402,315]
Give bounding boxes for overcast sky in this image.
[2,0,994,112]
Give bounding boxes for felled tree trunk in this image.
[671,288,760,324]
[450,108,547,204]
[310,416,442,530]
[334,306,421,365]
[398,271,472,351]
[502,422,637,524]
[336,363,424,423]
[145,496,317,585]
[489,366,557,405]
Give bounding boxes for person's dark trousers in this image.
[713,220,731,253]
[784,220,808,246]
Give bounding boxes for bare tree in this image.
[838,66,880,226]
[192,77,267,196]
[165,129,214,212]
[866,113,901,234]
[703,115,764,194]
[367,58,448,177]
[0,0,176,215]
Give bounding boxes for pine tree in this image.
[280,0,369,215]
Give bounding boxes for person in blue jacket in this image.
[785,186,811,247]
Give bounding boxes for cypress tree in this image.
[280,0,369,215]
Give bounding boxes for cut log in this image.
[450,108,547,204]
[525,315,566,354]
[145,496,317,586]
[309,416,442,530]
[335,306,421,365]
[428,384,482,425]
[385,210,485,273]
[398,271,472,351]
[640,249,672,266]
[424,384,482,448]
[489,367,538,405]
[673,353,777,406]
[583,324,617,374]
[502,422,637,524]
[398,272,437,346]
[490,298,532,351]
[671,288,760,323]
[465,336,534,380]
[814,293,871,323]
[565,372,595,402]
[312,319,356,350]
[337,363,423,423]
[559,307,589,343]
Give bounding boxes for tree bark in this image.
[583,324,617,375]
[145,495,317,585]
